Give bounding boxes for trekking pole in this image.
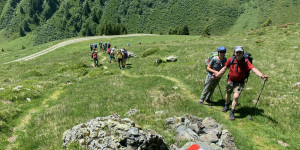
[217,83,224,100]
[249,80,267,120]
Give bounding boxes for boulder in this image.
[62,114,168,150]
[166,56,177,62]
[165,115,237,150]
[128,52,137,58]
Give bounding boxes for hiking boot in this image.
[199,100,204,104]
[230,111,235,120]
[205,100,213,103]
[222,105,229,112]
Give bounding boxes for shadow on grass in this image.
[125,64,132,69]
[210,99,226,107]
[209,99,278,123]
[235,106,278,123]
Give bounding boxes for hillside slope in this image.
[1,0,300,46]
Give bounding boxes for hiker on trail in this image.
[127,43,130,47]
[116,49,124,70]
[92,48,99,67]
[199,46,227,104]
[99,42,102,50]
[94,43,97,49]
[108,42,111,49]
[109,46,116,63]
[90,44,93,51]
[215,46,269,120]
[122,48,128,68]
[103,42,107,51]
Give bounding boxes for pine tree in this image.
[19,27,26,37]
[23,20,31,32]
[83,1,91,17]
[182,25,189,35]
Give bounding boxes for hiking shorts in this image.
[118,58,123,63]
[226,81,244,95]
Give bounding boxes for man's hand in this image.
[261,75,269,81]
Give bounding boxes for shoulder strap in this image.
[229,56,235,67]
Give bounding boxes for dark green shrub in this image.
[261,18,272,28]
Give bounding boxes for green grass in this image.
[0,24,300,149]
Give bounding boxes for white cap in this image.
[234,46,244,52]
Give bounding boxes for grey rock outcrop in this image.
[62,114,168,150]
[165,114,237,150]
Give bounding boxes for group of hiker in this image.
[200,46,269,121]
[90,42,129,69]
[91,41,269,121]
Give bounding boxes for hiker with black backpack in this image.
[215,46,268,120]
[199,47,227,104]
[90,44,93,51]
[122,48,128,68]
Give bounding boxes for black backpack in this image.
[228,52,253,82]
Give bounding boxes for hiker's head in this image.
[217,46,226,56]
[234,46,244,59]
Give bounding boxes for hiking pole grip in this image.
[250,80,267,120]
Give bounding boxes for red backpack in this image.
[92,52,97,59]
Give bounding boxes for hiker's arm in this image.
[215,66,228,78]
[251,68,269,81]
[207,64,218,75]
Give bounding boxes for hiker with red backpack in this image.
[91,48,99,67]
[199,46,227,104]
[215,46,268,120]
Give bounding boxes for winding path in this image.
[6,34,155,64]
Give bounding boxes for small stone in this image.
[278,140,289,147]
[26,98,31,102]
[291,46,298,49]
[155,111,164,115]
[173,86,178,90]
[13,86,23,91]
[295,82,300,87]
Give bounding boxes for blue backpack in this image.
[123,50,128,59]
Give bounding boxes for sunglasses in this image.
[219,51,226,53]
[235,51,243,54]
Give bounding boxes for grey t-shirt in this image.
[208,56,227,76]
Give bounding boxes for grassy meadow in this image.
[0,24,299,150]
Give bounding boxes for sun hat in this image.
[234,46,244,52]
